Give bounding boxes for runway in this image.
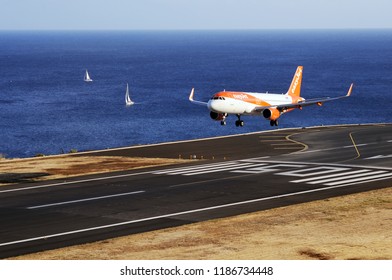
[0,124,391,258]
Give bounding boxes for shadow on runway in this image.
[0,173,50,184]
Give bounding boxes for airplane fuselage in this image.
[207,91,303,115]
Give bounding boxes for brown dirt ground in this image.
[0,155,186,185]
[2,155,391,260]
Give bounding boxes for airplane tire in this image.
[240,120,244,127]
[221,120,226,126]
[235,120,240,127]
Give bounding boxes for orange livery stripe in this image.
[214,91,271,107]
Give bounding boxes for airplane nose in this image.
[207,100,214,111]
[207,100,219,112]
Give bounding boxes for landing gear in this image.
[270,120,279,126]
[235,114,244,127]
[220,120,226,126]
[235,120,244,127]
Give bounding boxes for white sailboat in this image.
[125,83,134,106]
[84,69,93,82]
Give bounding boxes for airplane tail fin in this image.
[286,66,303,97]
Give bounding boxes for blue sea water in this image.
[0,30,391,158]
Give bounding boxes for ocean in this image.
[0,30,391,158]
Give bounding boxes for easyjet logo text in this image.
[232,94,249,100]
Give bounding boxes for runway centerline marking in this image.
[27,190,145,209]
[0,171,152,194]
[0,182,376,248]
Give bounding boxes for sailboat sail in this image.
[125,83,134,105]
[84,70,93,82]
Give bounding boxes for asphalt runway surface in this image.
[0,124,391,258]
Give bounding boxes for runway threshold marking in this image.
[0,181,381,248]
[2,157,388,198]
[307,170,386,185]
[26,190,145,209]
[155,159,392,188]
[291,169,368,183]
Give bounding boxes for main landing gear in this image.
[218,114,244,127]
[235,114,244,127]
[270,120,279,126]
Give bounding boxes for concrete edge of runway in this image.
[4,122,391,162]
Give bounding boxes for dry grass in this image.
[0,155,186,185]
[9,187,392,260]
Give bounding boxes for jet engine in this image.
[210,111,227,121]
[262,108,281,120]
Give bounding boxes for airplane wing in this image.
[253,83,354,112]
[189,88,208,106]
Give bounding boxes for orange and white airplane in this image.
[189,66,353,127]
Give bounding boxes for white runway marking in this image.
[232,164,302,174]
[0,171,151,194]
[308,170,386,185]
[277,166,349,177]
[184,163,267,176]
[1,156,391,248]
[154,159,392,188]
[285,167,392,187]
[152,161,241,175]
[324,175,392,188]
[27,190,145,209]
[0,182,374,248]
[2,158,391,196]
[291,169,368,183]
[365,154,392,160]
[326,172,392,186]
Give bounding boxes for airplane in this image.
[189,66,353,127]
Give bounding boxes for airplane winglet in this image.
[188,88,208,106]
[346,83,354,97]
